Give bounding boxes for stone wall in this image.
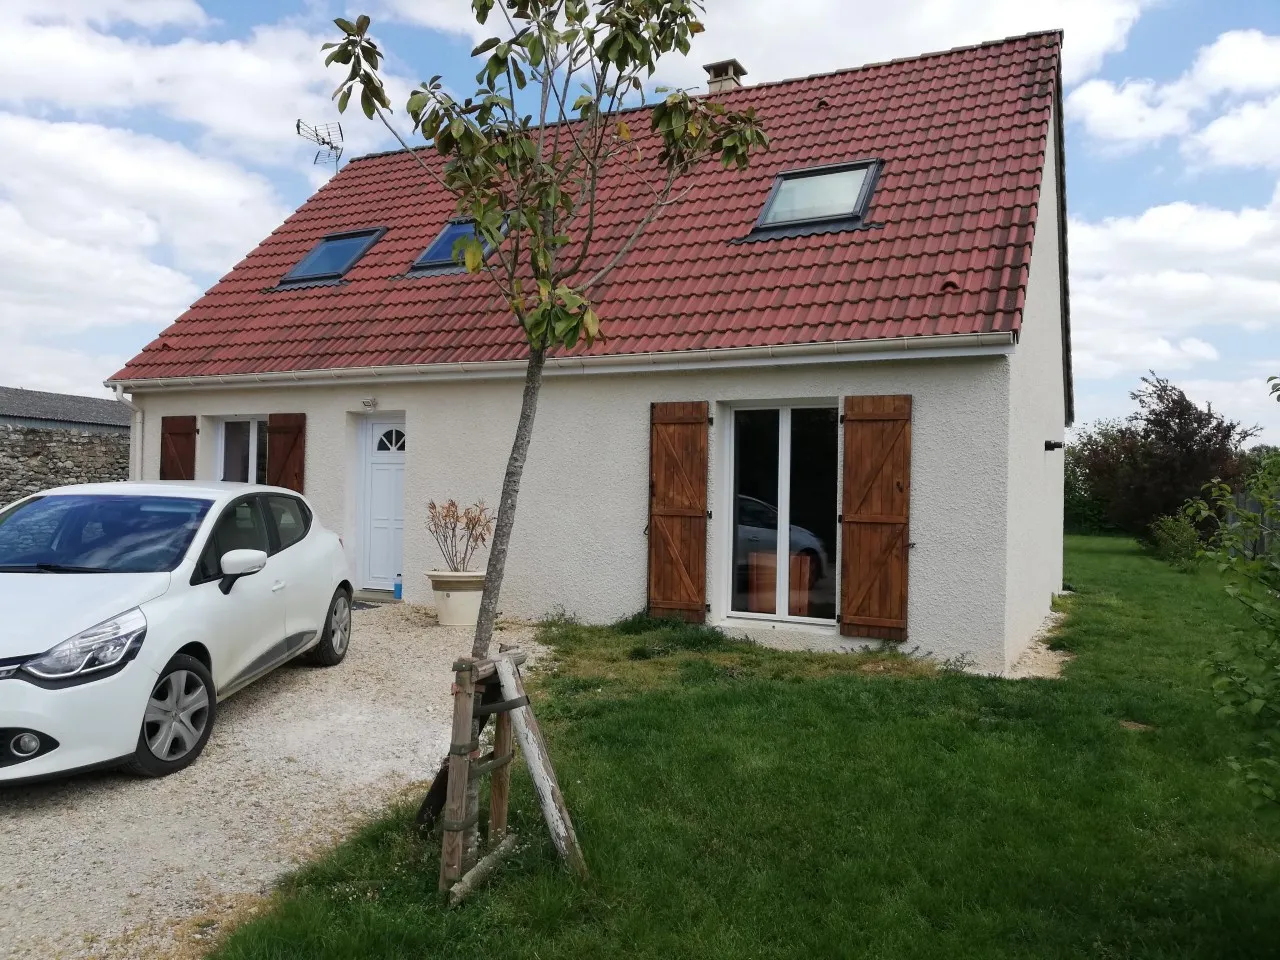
[0,425,130,504]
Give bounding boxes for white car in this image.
[0,482,351,784]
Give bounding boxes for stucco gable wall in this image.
[1003,104,1068,668]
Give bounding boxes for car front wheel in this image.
[123,653,216,777]
[306,588,352,667]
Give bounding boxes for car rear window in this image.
[0,495,212,573]
[265,495,310,552]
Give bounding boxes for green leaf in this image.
[361,86,376,119]
[471,37,501,57]
[355,14,370,35]
[338,86,352,113]
[463,238,484,272]
[334,17,357,35]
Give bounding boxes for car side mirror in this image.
[219,549,268,595]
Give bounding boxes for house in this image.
[108,31,1071,673]
[0,386,132,504]
[0,385,131,435]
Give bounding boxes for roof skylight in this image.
[280,228,386,284]
[756,161,878,230]
[412,219,491,271]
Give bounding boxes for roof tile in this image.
[113,31,1061,382]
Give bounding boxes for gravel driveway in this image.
[0,604,538,960]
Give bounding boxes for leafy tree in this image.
[1189,376,1280,807]
[1065,426,1116,534]
[1072,373,1258,536]
[321,1,768,870]
[323,1,767,661]
[1239,443,1280,480]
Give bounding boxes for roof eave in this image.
[108,331,1016,393]
[1052,55,1074,427]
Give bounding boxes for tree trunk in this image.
[471,345,548,659]
[462,345,547,864]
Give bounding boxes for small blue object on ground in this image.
[394,574,403,600]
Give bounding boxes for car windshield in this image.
[0,495,212,573]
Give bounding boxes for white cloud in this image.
[1067,28,1280,163]
[1189,94,1280,169]
[0,339,128,399]
[1069,187,1280,379]
[9,0,207,29]
[1066,78,1192,144]
[1185,29,1280,98]
[688,0,1151,87]
[377,0,491,42]
[381,0,1152,87]
[0,113,289,343]
[0,114,287,274]
[1181,377,1280,442]
[0,20,400,164]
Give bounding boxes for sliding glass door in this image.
[730,405,839,621]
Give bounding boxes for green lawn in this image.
[213,536,1280,960]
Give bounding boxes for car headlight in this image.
[21,608,147,681]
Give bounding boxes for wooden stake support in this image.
[437,649,586,899]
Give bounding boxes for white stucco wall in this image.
[1003,104,1068,668]
[131,352,1017,671]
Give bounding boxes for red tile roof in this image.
[113,30,1065,383]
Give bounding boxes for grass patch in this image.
[213,536,1280,960]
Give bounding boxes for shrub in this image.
[1065,445,1111,533]
[1188,377,1280,807]
[425,499,494,572]
[1149,513,1200,571]
[1073,373,1257,537]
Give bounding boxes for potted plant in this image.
[425,499,494,627]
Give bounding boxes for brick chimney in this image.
[703,59,747,93]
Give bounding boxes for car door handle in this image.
[271,581,286,593]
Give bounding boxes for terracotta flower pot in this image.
[426,571,486,626]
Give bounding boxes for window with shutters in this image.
[218,418,268,484]
[729,405,839,622]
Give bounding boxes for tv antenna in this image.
[296,120,344,169]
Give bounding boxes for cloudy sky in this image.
[2,0,1277,438]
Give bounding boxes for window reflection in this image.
[731,406,838,621]
[222,421,250,483]
[789,408,838,619]
[732,409,779,614]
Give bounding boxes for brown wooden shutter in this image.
[647,402,709,623]
[266,413,306,493]
[840,395,911,641]
[159,416,197,481]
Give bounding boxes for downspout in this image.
[112,383,144,480]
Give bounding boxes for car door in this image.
[189,496,287,694]
[260,493,329,655]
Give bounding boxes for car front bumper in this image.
[0,662,158,783]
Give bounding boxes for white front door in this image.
[362,420,406,591]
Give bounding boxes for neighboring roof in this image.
[0,386,132,428]
[113,30,1066,384]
